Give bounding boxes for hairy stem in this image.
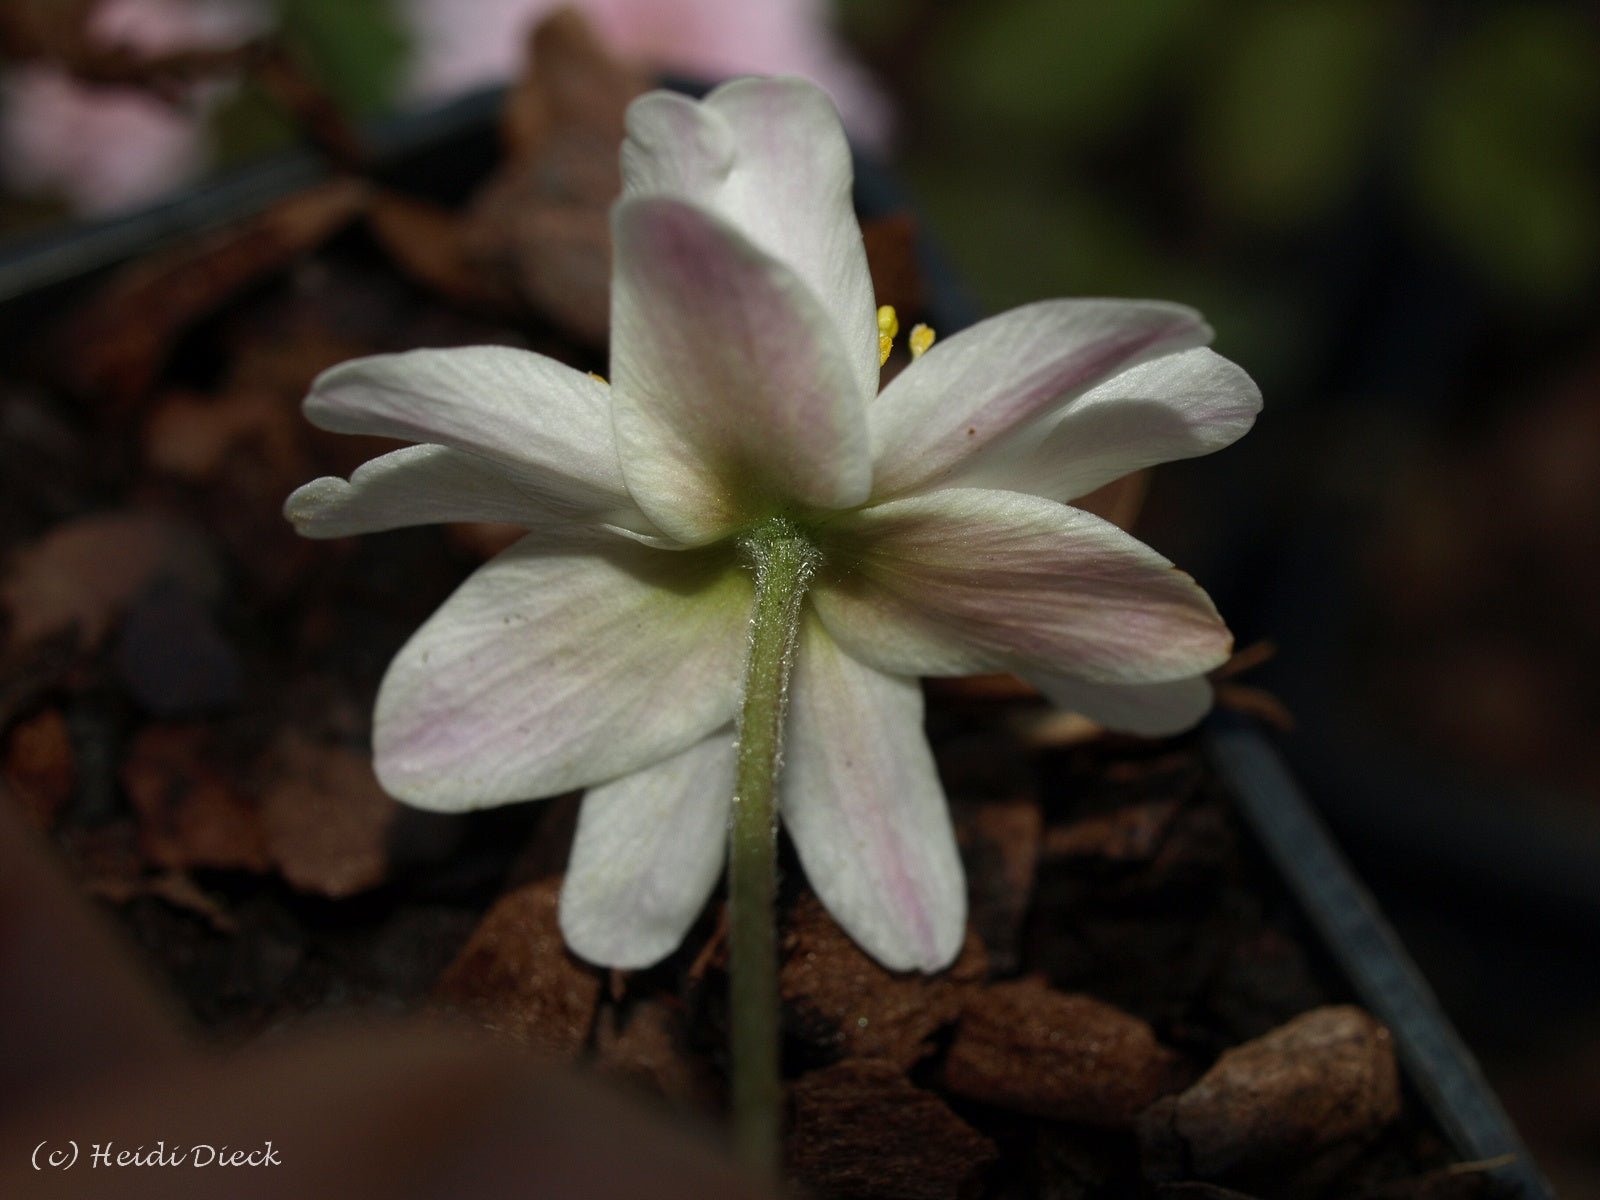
[729,518,818,1177]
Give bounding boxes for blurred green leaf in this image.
[275,0,410,117]
[207,80,298,167]
[1194,0,1400,226]
[1408,6,1600,300]
[906,152,1157,308]
[927,0,1202,140]
[833,0,917,48]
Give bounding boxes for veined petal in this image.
[949,349,1262,504]
[813,488,1232,685]
[622,78,878,401]
[285,443,654,540]
[869,300,1210,498]
[782,620,965,972]
[374,535,748,808]
[1028,672,1215,736]
[610,196,871,544]
[560,732,735,969]
[304,346,634,520]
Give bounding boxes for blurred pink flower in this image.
[402,0,891,147]
[0,0,267,215]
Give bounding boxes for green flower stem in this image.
[729,518,819,1177]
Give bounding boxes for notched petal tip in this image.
[622,88,736,198]
[281,476,344,537]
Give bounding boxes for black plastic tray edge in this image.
[1205,712,1553,1199]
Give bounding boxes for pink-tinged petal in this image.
[623,78,879,401]
[610,196,870,543]
[782,621,965,972]
[950,349,1262,504]
[561,732,735,969]
[1028,672,1215,736]
[869,300,1211,498]
[304,346,634,521]
[285,444,657,539]
[374,536,749,808]
[813,488,1233,684]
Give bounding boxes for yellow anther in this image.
[588,371,609,384]
[877,304,899,366]
[909,323,936,360]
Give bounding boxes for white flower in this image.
[285,77,1260,974]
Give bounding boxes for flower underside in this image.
[283,75,1261,977]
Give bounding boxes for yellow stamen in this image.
[909,323,936,360]
[588,371,608,384]
[877,305,899,366]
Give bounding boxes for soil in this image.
[0,15,1509,1199]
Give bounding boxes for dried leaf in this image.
[366,192,517,312]
[0,0,257,100]
[58,179,369,405]
[142,388,304,484]
[122,724,269,873]
[2,708,74,831]
[259,733,396,897]
[62,819,237,932]
[499,9,648,162]
[1,510,216,654]
[459,10,647,344]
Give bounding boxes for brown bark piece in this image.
[1138,1005,1401,1182]
[2,708,74,831]
[787,1059,997,1200]
[123,724,270,872]
[433,877,600,1059]
[944,976,1180,1128]
[259,735,396,898]
[781,892,986,1069]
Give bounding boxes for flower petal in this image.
[868,300,1211,498]
[304,346,636,521]
[609,196,871,543]
[1028,672,1215,736]
[948,348,1262,504]
[374,535,749,808]
[782,621,965,972]
[622,78,879,401]
[285,444,646,539]
[560,732,734,969]
[813,488,1232,684]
